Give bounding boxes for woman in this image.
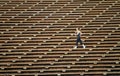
[74,28,85,49]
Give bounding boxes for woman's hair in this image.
[76,28,81,30]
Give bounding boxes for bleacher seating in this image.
[0,0,120,76]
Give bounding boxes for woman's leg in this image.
[79,39,86,48]
[73,39,78,49]
[76,40,79,48]
[79,39,83,45]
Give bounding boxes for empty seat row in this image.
[0,0,120,76]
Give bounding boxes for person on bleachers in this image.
[74,28,85,49]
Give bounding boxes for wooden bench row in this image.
[0,0,120,75]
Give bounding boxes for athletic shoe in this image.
[82,44,86,48]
